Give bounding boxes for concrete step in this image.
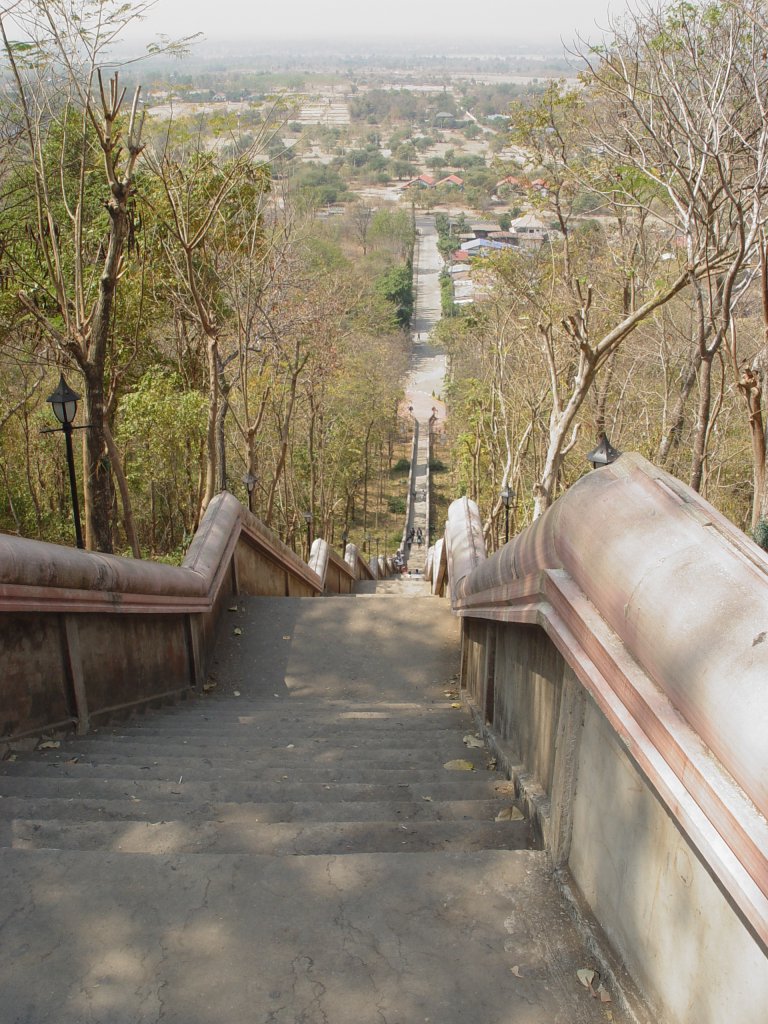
[0,773,515,805]
[86,699,467,729]
[0,795,521,826]
[0,846,617,1024]
[42,708,471,739]
[0,587,635,1023]
[353,579,431,595]
[61,726,471,752]
[5,816,535,856]
[4,738,491,772]
[0,758,496,785]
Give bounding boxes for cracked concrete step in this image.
[0,846,619,1024]
[5,816,535,856]
[0,796,520,826]
[0,773,515,804]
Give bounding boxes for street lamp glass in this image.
[500,484,512,508]
[46,374,80,425]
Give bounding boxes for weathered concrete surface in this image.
[0,848,613,1024]
[211,595,458,702]
[0,595,637,1024]
[449,475,768,1024]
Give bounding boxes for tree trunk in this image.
[689,353,713,493]
[201,336,219,515]
[265,368,300,527]
[103,421,141,557]
[657,348,701,465]
[215,380,229,495]
[82,364,113,552]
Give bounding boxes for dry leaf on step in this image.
[577,968,596,991]
[496,805,524,822]
[450,702,462,709]
[443,759,475,771]
[510,966,523,978]
[38,740,60,750]
[463,734,484,748]
[233,628,242,636]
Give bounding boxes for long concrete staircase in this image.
[0,585,625,1023]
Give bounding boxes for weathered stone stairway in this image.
[0,588,626,1024]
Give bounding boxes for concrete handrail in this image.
[430,538,447,597]
[344,542,376,581]
[1,493,322,740]
[309,538,356,594]
[400,419,420,552]
[0,492,321,614]
[444,495,485,601]
[444,452,768,954]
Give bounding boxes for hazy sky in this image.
[126,0,629,49]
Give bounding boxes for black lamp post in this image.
[341,528,349,552]
[500,483,513,545]
[375,537,380,561]
[365,531,371,554]
[44,374,85,549]
[242,472,256,512]
[303,511,313,555]
[586,435,622,469]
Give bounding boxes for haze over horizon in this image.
[123,0,629,52]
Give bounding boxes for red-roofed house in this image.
[496,175,524,191]
[403,174,436,189]
[437,174,464,189]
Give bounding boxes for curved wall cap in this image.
[445,496,486,596]
[456,453,768,820]
[0,490,322,606]
[0,528,206,597]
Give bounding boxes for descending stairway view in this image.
[0,585,626,1024]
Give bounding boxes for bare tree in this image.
[581,0,768,495]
